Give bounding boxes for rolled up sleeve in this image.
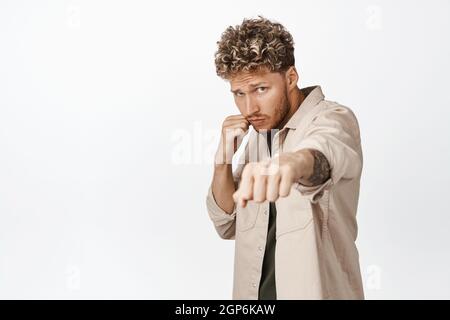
[206,184,237,240]
[294,105,362,203]
[206,157,246,240]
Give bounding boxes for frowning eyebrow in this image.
[230,82,269,94]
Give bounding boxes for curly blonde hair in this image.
[214,15,295,80]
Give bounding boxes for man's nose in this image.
[245,97,260,117]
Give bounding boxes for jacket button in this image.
[252,283,257,288]
[258,246,263,251]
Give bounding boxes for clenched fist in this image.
[232,150,313,207]
[215,115,250,165]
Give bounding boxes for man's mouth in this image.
[250,118,266,125]
[248,117,266,122]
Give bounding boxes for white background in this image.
[0,0,449,299]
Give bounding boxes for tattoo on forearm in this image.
[307,149,331,186]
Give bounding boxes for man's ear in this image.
[285,66,299,90]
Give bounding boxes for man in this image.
[206,16,364,299]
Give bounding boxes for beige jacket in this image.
[206,85,364,299]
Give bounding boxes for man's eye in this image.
[235,92,244,97]
[257,87,267,93]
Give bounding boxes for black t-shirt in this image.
[258,131,277,300]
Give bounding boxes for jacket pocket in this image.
[236,201,260,232]
[275,190,313,239]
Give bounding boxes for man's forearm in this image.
[211,164,236,214]
[294,149,331,187]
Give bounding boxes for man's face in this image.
[229,68,290,131]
